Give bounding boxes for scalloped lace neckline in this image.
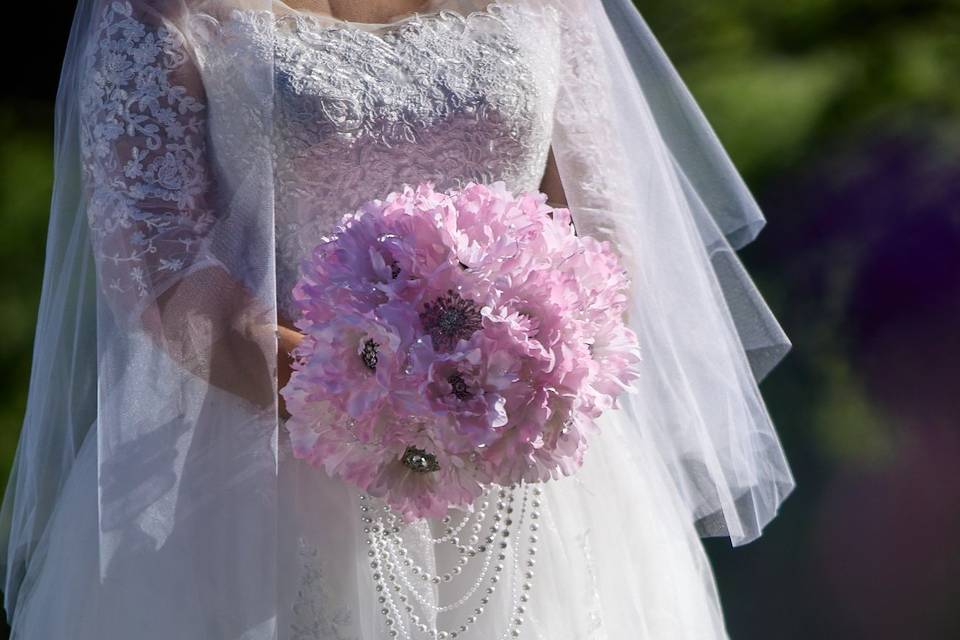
[276,0,508,31]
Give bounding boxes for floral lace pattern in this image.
[79,0,218,319]
[575,528,608,639]
[550,0,630,242]
[291,538,358,640]
[263,1,561,319]
[78,2,562,324]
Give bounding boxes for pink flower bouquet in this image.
[281,181,641,520]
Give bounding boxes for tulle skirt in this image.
[8,401,729,639]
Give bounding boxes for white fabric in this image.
[0,0,794,636]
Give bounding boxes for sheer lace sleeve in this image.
[3,0,282,628]
[78,0,225,325]
[76,0,279,410]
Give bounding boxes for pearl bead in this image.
[361,484,539,638]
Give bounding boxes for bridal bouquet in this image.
[281,182,641,520]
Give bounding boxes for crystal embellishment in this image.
[447,372,473,401]
[360,338,380,370]
[401,447,441,473]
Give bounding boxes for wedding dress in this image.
[0,1,794,638]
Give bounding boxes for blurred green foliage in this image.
[636,2,960,638]
[642,0,960,180]
[643,0,959,467]
[0,104,53,482]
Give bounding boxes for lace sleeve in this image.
[548,2,630,245]
[78,0,225,325]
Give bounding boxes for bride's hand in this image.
[277,314,305,420]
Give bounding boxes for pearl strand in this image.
[376,488,514,619]
[360,483,541,638]
[496,485,540,640]
[379,494,507,586]
[426,491,490,545]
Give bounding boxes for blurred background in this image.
[1,0,958,638]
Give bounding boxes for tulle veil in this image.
[0,0,793,631]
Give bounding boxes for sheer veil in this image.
[549,0,795,543]
[0,0,793,629]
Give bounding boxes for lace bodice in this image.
[77,0,561,323]
[269,3,561,319]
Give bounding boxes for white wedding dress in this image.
[2,1,787,638]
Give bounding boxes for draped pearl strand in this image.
[360,483,542,639]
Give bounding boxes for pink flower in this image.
[410,336,519,449]
[286,302,419,439]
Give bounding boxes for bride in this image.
[0,0,795,638]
